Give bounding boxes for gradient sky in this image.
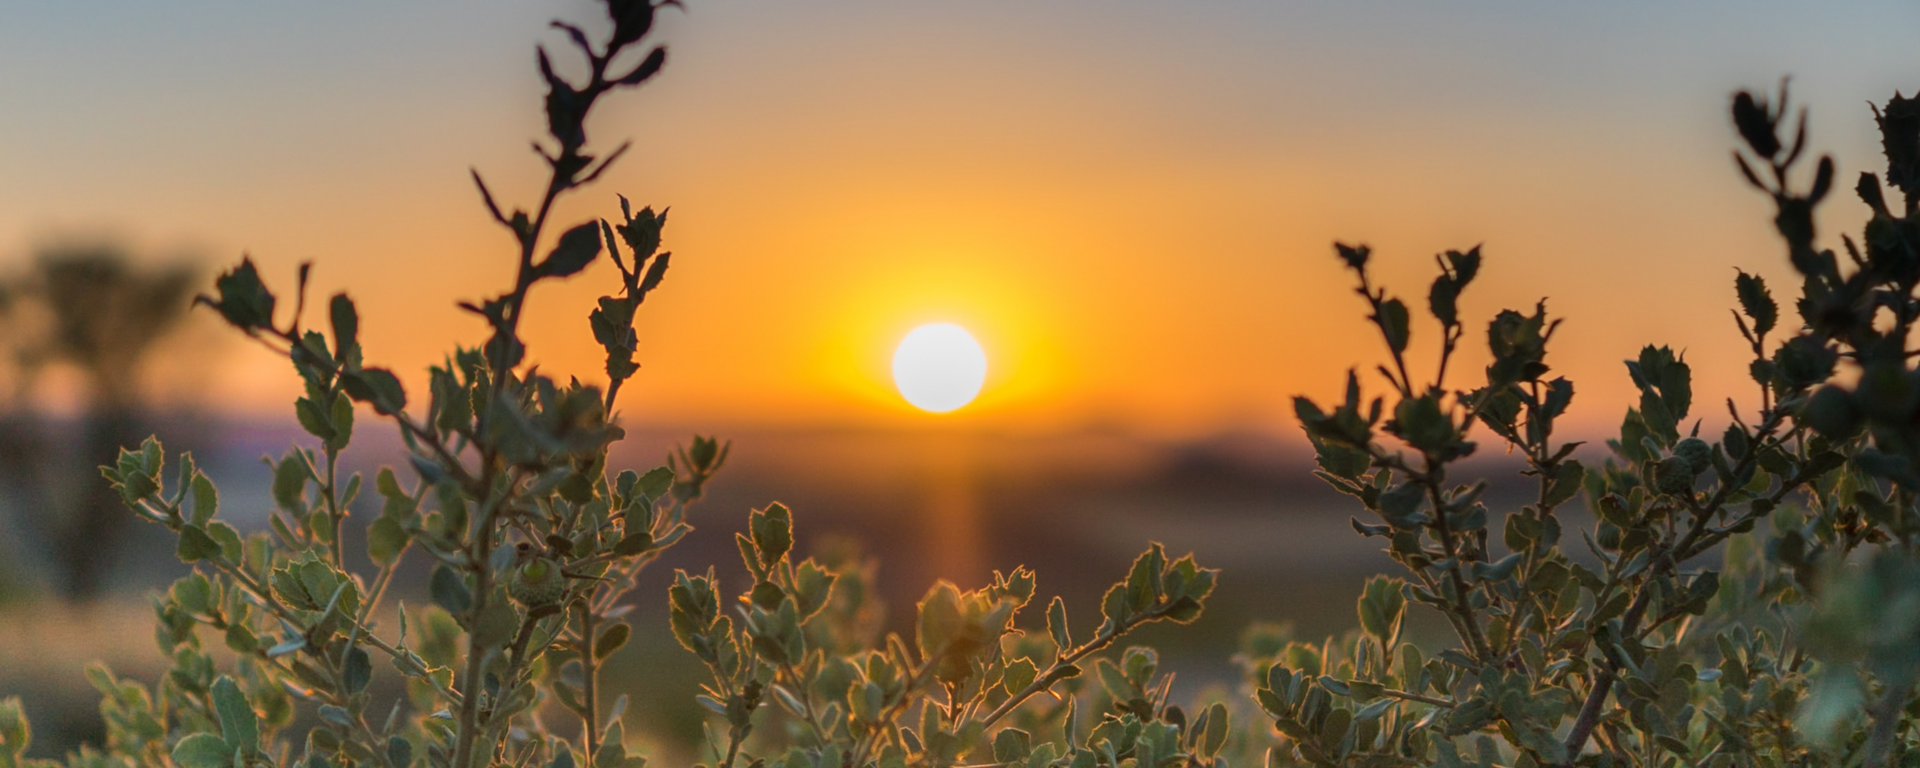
[2,1,1918,438]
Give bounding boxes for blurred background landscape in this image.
[2,0,1920,760]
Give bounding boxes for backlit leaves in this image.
[200,258,276,331]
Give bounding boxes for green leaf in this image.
[1473,552,1525,582]
[1378,298,1411,354]
[538,222,603,278]
[1734,270,1776,336]
[210,676,258,752]
[638,252,671,296]
[794,561,836,620]
[343,646,371,694]
[916,582,964,660]
[595,622,633,661]
[330,391,355,449]
[751,503,793,569]
[851,681,884,722]
[368,515,410,566]
[204,258,275,330]
[118,470,159,504]
[1122,647,1157,688]
[170,574,213,614]
[207,521,243,563]
[993,728,1033,763]
[1544,459,1585,509]
[1124,545,1165,613]
[271,455,310,512]
[1357,576,1406,646]
[637,466,674,500]
[613,532,652,557]
[329,293,359,361]
[1199,702,1230,757]
[592,728,629,768]
[1428,274,1460,327]
[1100,583,1129,626]
[377,466,404,498]
[224,624,258,654]
[1659,356,1692,422]
[1094,658,1134,701]
[0,695,31,753]
[190,473,219,525]
[1003,658,1037,695]
[1354,697,1394,723]
[295,398,336,442]
[170,733,232,768]
[139,436,163,474]
[429,566,471,615]
[748,580,784,610]
[387,737,414,768]
[1047,596,1071,651]
[177,525,222,563]
[342,367,407,416]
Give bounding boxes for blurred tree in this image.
[0,244,196,602]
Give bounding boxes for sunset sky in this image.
[2,1,1918,439]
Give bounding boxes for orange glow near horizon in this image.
[2,2,1919,441]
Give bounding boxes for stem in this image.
[581,601,600,761]
[1379,688,1456,708]
[1433,323,1462,394]
[1557,429,1812,765]
[1559,590,1651,766]
[720,731,745,768]
[450,492,506,768]
[137,496,465,706]
[1356,271,1415,398]
[777,661,834,745]
[325,443,344,570]
[1504,453,1561,653]
[356,531,414,629]
[850,658,940,768]
[1417,459,1494,664]
[978,603,1172,728]
[1864,679,1913,767]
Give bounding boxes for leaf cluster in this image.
[1266,81,1920,768]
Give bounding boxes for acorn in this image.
[509,556,567,608]
[1655,455,1695,495]
[1673,438,1713,475]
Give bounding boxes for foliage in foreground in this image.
[0,6,1218,768]
[2,5,1920,768]
[1273,83,1920,767]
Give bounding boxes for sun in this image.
[892,323,987,413]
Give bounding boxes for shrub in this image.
[0,6,1216,768]
[1268,80,1920,767]
[2,6,1919,768]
